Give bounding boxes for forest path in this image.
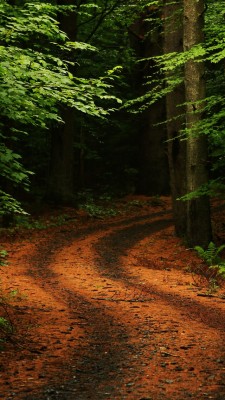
[1,196,225,400]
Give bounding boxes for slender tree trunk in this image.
[183,0,211,246]
[130,10,169,195]
[163,0,187,236]
[78,126,85,188]
[46,0,77,204]
[47,108,75,204]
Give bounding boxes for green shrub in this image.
[194,242,225,290]
[0,249,8,267]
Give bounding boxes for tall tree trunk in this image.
[46,0,77,204]
[163,0,187,236]
[129,10,169,195]
[138,97,169,195]
[47,108,75,204]
[183,0,211,247]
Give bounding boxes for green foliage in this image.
[80,197,118,218]
[76,189,118,217]
[4,0,225,209]
[0,0,123,216]
[178,180,225,201]
[81,203,118,218]
[0,317,14,337]
[66,0,145,193]
[0,249,8,267]
[0,248,14,345]
[194,242,225,287]
[122,0,225,200]
[0,296,16,346]
[0,141,33,188]
[0,191,28,217]
[194,242,225,266]
[14,213,73,230]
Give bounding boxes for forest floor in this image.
[0,195,225,400]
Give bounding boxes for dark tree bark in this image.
[138,101,169,195]
[130,10,170,196]
[46,0,77,204]
[163,0,187,236]
[47,109,76,204]
[183,0,211,247]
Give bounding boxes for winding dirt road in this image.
[1,197,225,399]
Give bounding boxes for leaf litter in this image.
[0,195,225,399]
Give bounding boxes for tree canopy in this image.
[0,0,123,214]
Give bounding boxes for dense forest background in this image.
[1,0,225,246]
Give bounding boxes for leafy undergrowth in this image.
[0,196,225,400]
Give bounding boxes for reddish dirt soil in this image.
[0,196,225,400]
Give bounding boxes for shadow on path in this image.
[17,208,225,400]
[93,219,225,332]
